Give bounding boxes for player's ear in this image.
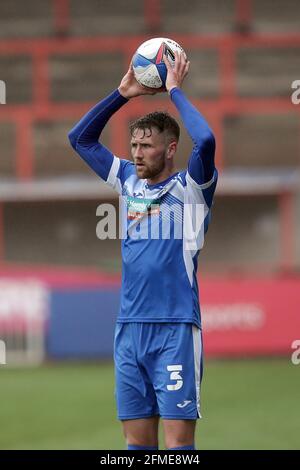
[167,140,177,158]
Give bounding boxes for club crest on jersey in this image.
[127,196,160,220]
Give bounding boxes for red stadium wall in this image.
[0,265,299,358]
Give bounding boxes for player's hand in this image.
[118,62,165,99]
[163,50,190,93]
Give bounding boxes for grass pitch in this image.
[0,358,299,449]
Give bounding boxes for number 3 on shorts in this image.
[167,365,183,391]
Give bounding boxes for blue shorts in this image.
[114,322,203,421]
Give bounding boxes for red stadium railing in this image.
[0,0,299,272]
[1,33,300,177]
[53,0,70,36]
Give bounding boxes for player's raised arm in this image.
[164,51,216,186]
[68,88,128,182]
[68,63,165,184]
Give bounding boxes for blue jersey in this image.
[69,88,217,328]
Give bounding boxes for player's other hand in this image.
[118,62,165,99]
[163,50,190,93]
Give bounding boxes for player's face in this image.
[131,127,168,180]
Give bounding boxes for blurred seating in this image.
[161,0,236,34]
[34,119,110,176]
[224,114,299,168]
[201,194,280,272]
[237,47,300,97]
[4,200,121,268]
[50,53,125,102]
[0,55,32,104]
[0,0,54,38]
[253,0,300,33]
[70,0,145,35]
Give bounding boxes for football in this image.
[132,37,186,89]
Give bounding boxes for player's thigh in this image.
[122,417,160,447]
[162,419,196,449]
[152,323,203,420]
[114,323,159,420]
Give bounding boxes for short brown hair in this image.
[130,111,180,142]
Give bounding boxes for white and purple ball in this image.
[132,37,186,89]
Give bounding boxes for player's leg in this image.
[122,416,160,449]
[162,419,196,450]
[147,323,203,450]
[114,323,160,449]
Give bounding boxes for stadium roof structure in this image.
[0,169,299,202]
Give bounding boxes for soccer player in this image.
[68,51,217,450]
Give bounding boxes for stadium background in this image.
[0,0,300,449]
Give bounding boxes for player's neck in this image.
[147,168,174,186]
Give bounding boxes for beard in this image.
[135,153,166,180]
